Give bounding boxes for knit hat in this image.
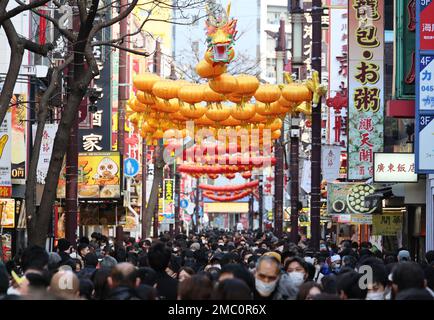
[263,251,282,263]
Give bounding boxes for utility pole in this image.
[258,175,264,232]
[65,4,79,247]
[141,142,147,239]
[194,177,200,233]
[118,0,128,155]
[310,0,323,251]
[174,173,181,235]
[273,16,287,238]
[290,118,300,243]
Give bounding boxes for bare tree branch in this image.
[25,56,73,227]
[0,0,50,24]
[99,43,151,56]
[27,7,76,42]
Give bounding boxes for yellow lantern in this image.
[267,118,283,131]
[231,103,256,121]
[234,74,259,96]
[178,84,205,105]
[130,98,148,113]
[152,80,181,100]
[282,83,313,102]
[205,103,231,122]
[209,73,238,95]
[255,102,281,116]
[249,112,268,124]
[136,90,156,105]
[155,98,179,113]
[195,60,227,79]
[179,103,207,119]
[133,73,160,92]
[219,116,242,127]
[272,129,281,140]
[203,84,225,103]
[254,84,281,104]
[194,115,215,126]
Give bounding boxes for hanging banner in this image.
[0,111,12,197]
[11,94,27,184]
[327,0,348,145]
[159,179,175,224]
[348,0,384,179]
[322,145,341,182]
[301,160,312,194]
[32,124,58,184]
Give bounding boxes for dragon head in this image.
[205,2,237,63]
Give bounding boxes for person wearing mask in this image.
[330,254,342,274]
[284,256,309,288]
[253,256,281,300]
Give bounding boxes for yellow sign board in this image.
[204,202,249,213]
[57,152,121,199]
[0,198,15,228]
[372,212,403,236]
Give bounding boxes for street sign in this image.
[417,115,434,171]
[180,199,188,209]
[124,158,139,177]
[419,55,434,111]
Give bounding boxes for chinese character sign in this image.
[419,0,434,50]
[322,145,341,182]
[348,0,384,179]
[374,153,417,182]
[11,94,27,184]
[0,111,12,197]
[160,179,175,224]
[32,124,58,184]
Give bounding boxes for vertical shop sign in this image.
[348,0,384,179]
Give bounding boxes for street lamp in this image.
[289,0,304,78]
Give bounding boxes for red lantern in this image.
[242,171,252,179]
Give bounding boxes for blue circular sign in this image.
[180,199,188,208]
[124,158,140,177]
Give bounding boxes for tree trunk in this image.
[28,84,88,246]
[145,145,165,237]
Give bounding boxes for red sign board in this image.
[420,1,434,50]
[0,186,12,198]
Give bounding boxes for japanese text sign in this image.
[348,0,384,180]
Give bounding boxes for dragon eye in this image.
[108,165,113,170]
[100,165,105,170]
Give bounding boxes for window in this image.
[266,58,276,78]
[267,6,286,25]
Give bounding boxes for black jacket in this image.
[107,286,142,300]
[154,271,178,300]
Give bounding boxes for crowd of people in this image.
[1,229,434,300]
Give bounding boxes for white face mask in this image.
[288,272,305,287]
[366,291,384,300]
[255,278,278,297]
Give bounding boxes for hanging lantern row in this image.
[203,189,253,202]
[178,164,253,176]
[199,180,259,192]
